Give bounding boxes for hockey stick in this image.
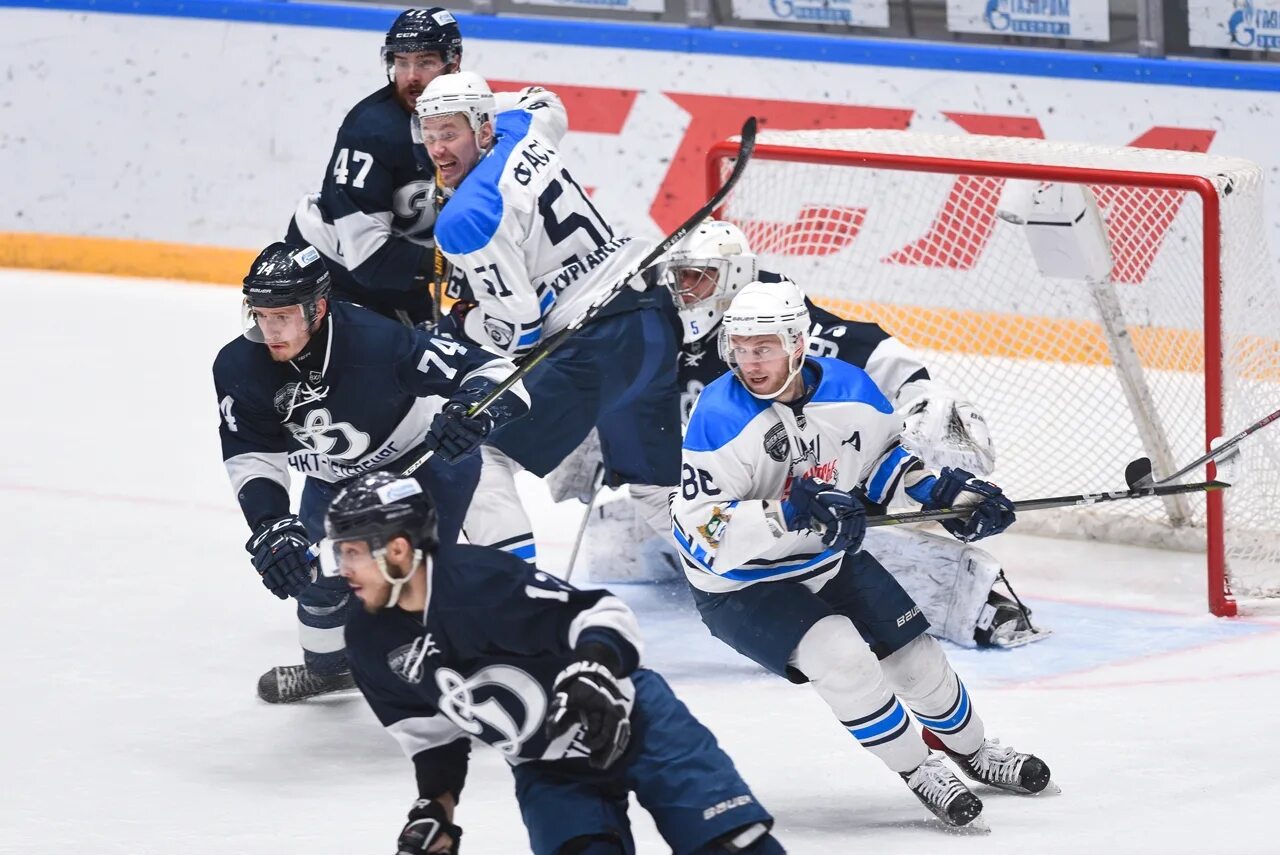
[1126,406,1280,488]
[865,479,1230,529]
[398,116,759,478]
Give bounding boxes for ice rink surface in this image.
[4,269,1280,854]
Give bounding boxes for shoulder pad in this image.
[809,357,893,413]
[683,372,771,453]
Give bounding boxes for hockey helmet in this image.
[324,472,440,608]
[662,219,757,344]
[240,242,331,343]
[382,8,463,74]
[719,278,811,400]
[415,71,495,134]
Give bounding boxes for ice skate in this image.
[257,664,357,704]
[974,590,1051,648]
[901,755,987,830]
[927,732,1058,795]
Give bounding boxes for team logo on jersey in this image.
[387,634,441,683]
[484,317,516,348]
[435,664,548,757]
[792,435,820,466]
[763,423,790,462]
[287,407,371,460]
[391,180,438,238]
[696,505,732,548]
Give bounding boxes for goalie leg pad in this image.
[863,528,1001,648]
[791,615,929,774]
[881,635,986,756]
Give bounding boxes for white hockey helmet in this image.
[415,70,495,133]
[662,219,757,344]
[719,279,811,400]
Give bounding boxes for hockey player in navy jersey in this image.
[671,279,1054,829]
[213,241,529,703]
[326,471,783,855]
[287,8,464,324]
[414,72,681,566]
[652,220,1042,649]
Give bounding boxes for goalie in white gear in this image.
[669,279,1055,828]
[568,220,1043,648]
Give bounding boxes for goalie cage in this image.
[707,128,1280,617]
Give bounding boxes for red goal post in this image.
[707,129,1280,617]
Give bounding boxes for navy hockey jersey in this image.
[212,302,527,528]
[344,545,643,797]
[677,271,930,423]
[291,85,439,321]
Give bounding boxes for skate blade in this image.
[990,627,1054,649]
[940,815,991,835]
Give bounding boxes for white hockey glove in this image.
[899,382,997,478]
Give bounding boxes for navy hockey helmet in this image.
[325,471,441,556]
[242,241,332,310]
[241,242,331,344]
[382,8,463,70]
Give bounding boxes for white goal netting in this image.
[713,129,1280,610]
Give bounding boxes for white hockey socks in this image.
[463,446,537,563]
[880,635,985,756]
[790,616,929,774]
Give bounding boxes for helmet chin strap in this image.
[374,547,426,609]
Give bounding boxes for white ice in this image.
[4,269,1280,854]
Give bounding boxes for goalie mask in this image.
[719,279,810,401]
[662,219,757,344]
[415,70,496,134]
[382,8,462,81]
[323,472,440,609]
[240,242,331,344]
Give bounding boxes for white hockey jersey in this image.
[434,87,648,357]
[672,357,932,594]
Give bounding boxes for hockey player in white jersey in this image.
[574,219,1045,648]
[671,279,1054,828]
[415,72,681,564]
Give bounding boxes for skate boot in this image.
[257,664,357,704]
[927,732,1056,795]
[901,755,985,829]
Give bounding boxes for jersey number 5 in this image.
[537,168,612,249]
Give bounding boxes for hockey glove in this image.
[780,477,869,553]
[396,798,462,855]
[425,379,529,463]
[924,467,1016,543]
[545,661,633,770]
[245,515,315,599]
[432,299,477,343]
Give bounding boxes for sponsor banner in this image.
[1189,0,1280,49]
[3,6,1279,273]
[510,0,666,11]
[947,0,1111,41]
[730,0,890,27]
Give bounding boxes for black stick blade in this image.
[1125,457,1154,489]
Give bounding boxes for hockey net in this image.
[708,129,1280,616]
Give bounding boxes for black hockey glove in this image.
[924,467,1016,542]
[432,299,477,343]
[545,661,633,770]
[245,515,315,599]
[781,477,868,553]
[425,379,529,463]
[395,798,462,854]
